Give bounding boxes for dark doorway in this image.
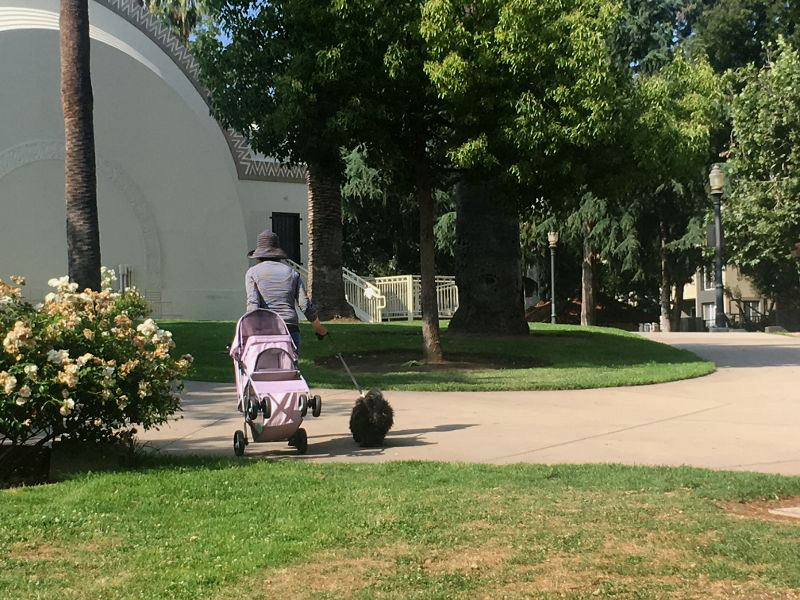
[271,212,302,264]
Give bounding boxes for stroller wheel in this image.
[294,428,308,454]
[246,398,259,421]
[311,394,322,418]
[233,430,246,457]
[299,394,308,418]
[260,398,271,419]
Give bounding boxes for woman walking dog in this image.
[245,230,327,353]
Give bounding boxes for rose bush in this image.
[0,269,191,457]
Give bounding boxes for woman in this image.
[245,230,327,353]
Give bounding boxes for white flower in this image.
[15,396,27,406]
[103,366,115,377]
[76,353,94,367]
[47,277,64,288]
[47,349,69,365]
[23,364,37,377]
[100,266,118,292]
[44,293,57,303]
[3,375,17,394]
[18,385,31,398]
[0,296,12,305]
[22,418,31,427]
[136,319,158,337]
[59,397,75,416]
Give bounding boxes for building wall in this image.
[0,0,308,319]
[684,266,767,327]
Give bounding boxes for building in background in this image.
[0,0,308,319]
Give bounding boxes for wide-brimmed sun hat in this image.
[248,230,288,259]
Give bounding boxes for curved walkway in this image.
[140,332,800,474]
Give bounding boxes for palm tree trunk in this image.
[414,156,443,363]
[61,0,101,291]
[448,179,528,336]
[306,166,355,321]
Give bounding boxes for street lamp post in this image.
[709,163,726,329]
[548,231,559,324]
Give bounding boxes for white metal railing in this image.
[284,260,458,322]
[284,259,387,322]
[342,266,386,322]
[369,275,459,320]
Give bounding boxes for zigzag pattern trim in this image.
[94,0,306,183]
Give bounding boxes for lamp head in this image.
[548,231,559,248]
[709,163,725,195]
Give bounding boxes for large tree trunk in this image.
[580,233,596,326]
[61,0,101,291]
[448,179,528,336]
[415,158,443,363]
[306,166,355,321]
[659,225,672,332]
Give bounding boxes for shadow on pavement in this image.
[142,423,478,459]
[668,343,800,368]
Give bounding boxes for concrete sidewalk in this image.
[139,332,800,475]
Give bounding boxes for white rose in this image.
[3,375,17,394]
[18,385,31,398]
[47,349,69,365]
[23,364,37,377]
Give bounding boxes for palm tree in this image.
[143,0,205,43]
[60,0,101,291]
[307,167,356,320]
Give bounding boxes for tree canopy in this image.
[725,39,800,302]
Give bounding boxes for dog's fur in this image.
[349,389,394,447]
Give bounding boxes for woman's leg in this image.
[290,330,301,355]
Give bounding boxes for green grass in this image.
[3,460,800,599]
[162,320,714,391]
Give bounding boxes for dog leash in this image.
[320,333,363,396]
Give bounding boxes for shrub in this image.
[0,271,191,456]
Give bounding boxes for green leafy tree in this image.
[421,0,627,333]
[629,55,723,330]
[193,1,356,321]
[726,39,800,307]
[691,0,800,71]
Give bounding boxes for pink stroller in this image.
[229,309,321,456]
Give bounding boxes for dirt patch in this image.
[316,350,547,373]
[422,540,514,574]
[686,576,800,599]
[8,538,121,563]
[213,546,405,600]
[719,496,800,525]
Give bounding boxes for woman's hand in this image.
[311,319,328,339]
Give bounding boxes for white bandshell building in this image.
[0,0,309,319]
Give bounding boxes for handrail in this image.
[284,259,386,322]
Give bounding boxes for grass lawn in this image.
[3,460,800,599]
[162,320,714,391]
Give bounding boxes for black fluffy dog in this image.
[349,389,394,447]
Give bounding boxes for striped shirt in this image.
[245,260,318,329]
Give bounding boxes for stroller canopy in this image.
[230,309,291,361]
